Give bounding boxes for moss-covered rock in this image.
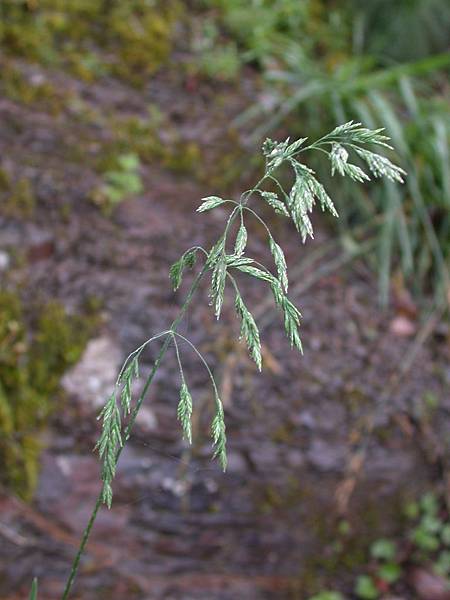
[0,0,183,86]
[0,291,95,499]
[0,59,67,113]
[1,177,36,218]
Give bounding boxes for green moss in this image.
[343,386,372,414]
[271,421,296,444]
[94,116,166,172]
[2,177,36,218]
[0,0,183,86]
[95,114,204,183]
[91,152,144,213]
[164,141,202,174]
[0,60,66,113]
[0,167,11,190]
[196,141,251,189]
[0,291,95,500]
[108,5,178,86]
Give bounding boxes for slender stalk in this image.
[172,332,220,400]
[61,262,209,600]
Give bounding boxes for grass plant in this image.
[25,121,404,598]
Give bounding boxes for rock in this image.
[286,448,304,468]
[226,451,247,474]
[250,444,280,470]
[409,567,450,600]
[307,438,347,472]
[389,315,416,337]
[0,251,10,271]
[136,405,157,432]
[61,335,122,409]
[26,226,54,262]
[293,410,316,429]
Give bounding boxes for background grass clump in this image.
[0,291,95,500]
[199,0,450,307]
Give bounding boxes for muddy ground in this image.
[0,52,449,600]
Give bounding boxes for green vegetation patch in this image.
[0,0,183,86]
[0,168,36,218]
[0,291,95,499]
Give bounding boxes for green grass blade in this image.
[29,578,38,600]
[433,117,450,207]
[399,76,419,116]
[370,91,408,155]
[378,182,397,306]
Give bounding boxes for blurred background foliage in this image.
[198,0,450,306]
[1,0,448,307]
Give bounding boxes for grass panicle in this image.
[57,121,404,599]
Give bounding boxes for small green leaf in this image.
[411,527,440,552]
[308,592,344,600]
[404,500,419,520]
[423,391,439,410]
[197,196,227,212]
[421,514,443,534]
[355,575,379,599]
[420,492,439,516]
[377,563,401,584]
[370,538,397,561]
[117,152,140,171]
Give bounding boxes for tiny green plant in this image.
[308,592,344,600]
[409,490,450,575]
[28,121,404,599]
[369,538,401,588]
[94,152,143,210]
[355,574,379,599]
[311,491,450,599]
